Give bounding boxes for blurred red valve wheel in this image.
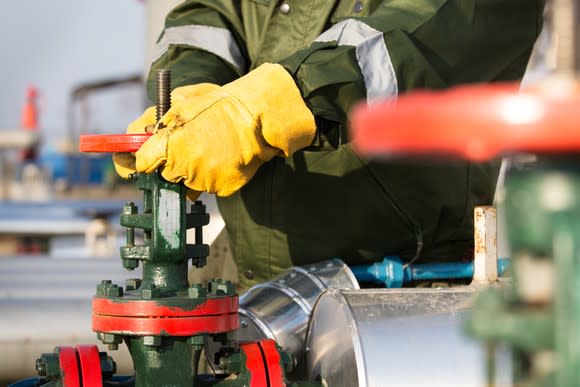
[351,82,580,160]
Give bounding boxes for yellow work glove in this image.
[135,63,316,197]
[112,106,156,179]
[113,84,222,200]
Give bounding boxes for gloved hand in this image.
[113,83,223,200]
[113,83,222,178]
[112,106,156,179]
[133,63,316,196]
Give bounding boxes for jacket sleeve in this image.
[146,0,248,101]
[279,0,545,126]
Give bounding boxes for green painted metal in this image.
[89,171,310,386]
[466,158,580,386]
[18,67,314,386]
[126,336,200,386]
[96,172,213,386]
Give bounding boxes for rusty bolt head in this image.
[99,352,117,377]
[122,258,139,271]
[143,336,161,347]
[123,203,137,215]
[125,278,142,291]
[36,353,59,378]
[208,279,235,295]
[97,282,124,298]
[141,285,160,299]
[106,284,123,298]
[99,333,121,345]
[219,280,236,296]
[188,284,207,299]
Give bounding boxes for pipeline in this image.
[350,256,510,288]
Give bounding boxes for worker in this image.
[114,0,545,289]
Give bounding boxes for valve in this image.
[10,69,316,387]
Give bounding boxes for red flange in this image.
[93,295,238,317]
[241,342,268,387]
[241,340,286,386]
[77,345,103,387]
[351,82,580,161]
[56,346,81,387]
[93,295,239,336]
[92,313,239,336]
[259,339,285,387]
[79,134,151,153]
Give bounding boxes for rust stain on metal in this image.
[472,206,498,284]
[474,208,485,255]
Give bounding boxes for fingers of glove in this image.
[135,88,224,176]
[158,106,277,197]
[170,83,221,103]
[159,88,228,131]
[116,85,221,179]
[127,106,157,134]
[126,85,219,135]
[112,152,137,179]
[134,130,171,174]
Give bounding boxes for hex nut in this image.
[188,285,207,299]
[36,353,60,378]
[143,336,162,347]
[125,278,142,291]
[141,286,160,299]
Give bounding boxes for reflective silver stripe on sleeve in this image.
[152,25,246,73]
[315,19,397,102]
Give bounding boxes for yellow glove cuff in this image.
[223,63,316,157]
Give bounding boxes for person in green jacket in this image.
[115,0,545,289]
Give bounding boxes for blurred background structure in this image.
[0,1,226,383]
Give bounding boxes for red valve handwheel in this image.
[79,134,152,153]
[56,346,81,387]
[77,345,103,387]
[241,342,268,387]
[239,340,287,387]
[259,339,285,387]
[351,82,580,161]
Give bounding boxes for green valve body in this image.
[93,172,237,387]
[467,158,580,387]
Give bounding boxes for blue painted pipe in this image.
[350,256,510,288]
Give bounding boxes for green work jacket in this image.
[148,0,545,288]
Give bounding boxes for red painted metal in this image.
[92,295,238,317]
[77,345,103,387]
[92,313,239,336]
[259,339,285,387]
[350,83,580,161]
[21,86,39,131]
[241,342,268,387]
[79,134,151,153]
[56,346,81,387]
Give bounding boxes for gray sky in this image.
[0,1,146,149]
